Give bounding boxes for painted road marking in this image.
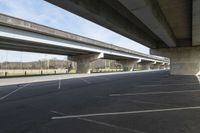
[109,89,200,97]
[52,106,200,119]
[80,78,91,84]
[0,83,30,100]
[130,100,179,108]
[58,79,61,89]
[137,83,199,87]
[78,117,145,133]
[51,110,145,133]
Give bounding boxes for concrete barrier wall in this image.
[0,68,145,77]
[0,69,69,77]
[92,69,123,73]
[0,68,125,77]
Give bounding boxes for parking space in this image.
[0,70,200,133]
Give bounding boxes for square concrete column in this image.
[160,63,170,70]
[151,62,166,70]
[138,60,153,70]
[117,59,139,71]
[68,53,104,73]
[151,47,200,75]
[151,62,160,69]
[164,63,170,69]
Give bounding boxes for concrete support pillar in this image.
[142,64,151,70]
[68,53,104,73]
[151,62,161,70]
[151,47,200,75]
[161,63,170,70]
[160,65,165,70]
[117,59,138,71]
[152,62,167,70]
[164,63,170,69]
[139,61,153,70]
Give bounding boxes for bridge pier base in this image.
[69,53,104,74]
[151,62,167,70]
[142,64,151,70]
[164,63,170,69]
[151,47,200,75]
[151,63,160,70]
[138,61,153,70]
[160,65,165,69]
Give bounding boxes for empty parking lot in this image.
[0,70,200,133]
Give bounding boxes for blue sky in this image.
[0,0,149,62]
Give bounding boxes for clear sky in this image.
[0,0,149,62]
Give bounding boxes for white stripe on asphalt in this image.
[51,106,200,119]
[51,110,145,133]
[137,83,199,87]
[109,89,200,97]
[0,83,30,100]
[130,100,179,108]
[80,78,91,84]
[58,79,61,89]
[78,118,145,133]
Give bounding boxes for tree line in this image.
[0,58,122,70]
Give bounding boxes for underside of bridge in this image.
[46,0,199,75]
[0,13,168,74]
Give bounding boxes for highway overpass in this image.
[46,0,199,75]
[0,14,168,73]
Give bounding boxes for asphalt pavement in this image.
[0,70,200,133]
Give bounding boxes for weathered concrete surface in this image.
[151,47,200,75]
[45,0,197,75]
[118,0,176,47]
[46,0,192,48]
[193,0,200,46]
[0,13,168,63]
[0,69,68,77]
[151,62,168,70]
[45,0,166,48]
[68,53,104,73]
[157,0,192,47]
[0,13,142,55]
[138,61,153,70]
[151,62,161,69]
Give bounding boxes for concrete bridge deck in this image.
[46,0,200,75]
[0,13,169,73]
[0,13,166,62]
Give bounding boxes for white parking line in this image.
[58,79,61,89]
[80,78,91,84]
[137,83,199,87]
[78,117,145,133]
[109,89,200,97]
[50,110,145,133]
[130,100,179,107]
[52,106,200,119]
[0,83,30,100]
